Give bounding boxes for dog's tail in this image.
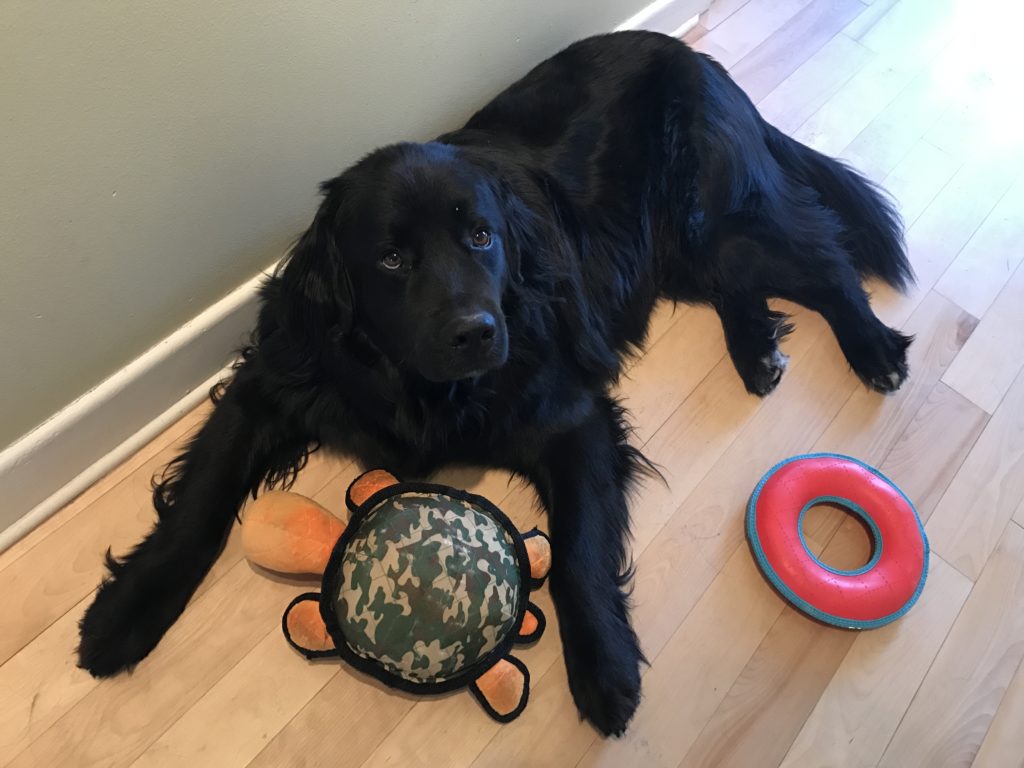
[762,124,913,291]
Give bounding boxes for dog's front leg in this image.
[77,360,308,677]
[531,395,647,737]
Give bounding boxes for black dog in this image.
[78,31,911,735]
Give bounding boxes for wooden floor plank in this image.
[0,600,94,766]
[785,0,956,156]
[615,305,725,446]
[469,665,596,768]
[756,32,872,134]
[779,556,971,768]
[853,0,955,59]
[838,67,955,182]
[878,382,988,522]
[878,139,961,226]
[840,0,898,40]
[7,560,294,768]
[0,425,205,666]
[942,260,1024,414]
[927,366,1024,580]
[579,546,783,768]
[790,52,924,157]
[130,627,337,768]
[631,299,686,369]
[250,681,414,768]
[872,149,1022,329]
[972,646,1024,768]
[694,0,815,69]
[728,0,867,104]
[879,523,1024,768]
[790,292,975,543]
[935,177,1024,319]
[813,292,973,466]
[678,607,854,768]
[699,0,754,31]
[681,22,708,45]
[4,462,354,768]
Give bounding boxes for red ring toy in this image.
[746,453,928,629]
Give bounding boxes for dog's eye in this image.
[472,228,492,248]
[380,251,403,270]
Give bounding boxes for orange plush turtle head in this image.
[241,469,552,722]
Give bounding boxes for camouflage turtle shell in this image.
[327,489,524,686]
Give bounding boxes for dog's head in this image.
[278,142,519,382]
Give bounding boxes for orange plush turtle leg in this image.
[516,602,546,644]
[523,529,552,585]
[282,594,336,657]
[241,491,345,575]
[345,469,400,510]
[471,656,530,722]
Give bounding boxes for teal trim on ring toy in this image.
[746,453,928,629]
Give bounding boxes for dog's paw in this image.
[77,625,141,679]
[852,328,912,394]
[742,349,789,397]
[868,368,906,393]
[562,613,643,737]
[567,656,642,737]
[77,572,175,678]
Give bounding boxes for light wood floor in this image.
[4,0,1024,765]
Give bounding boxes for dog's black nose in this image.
[445,312,497,350]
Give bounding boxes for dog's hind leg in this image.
[787,269,913,393]
[711,224,910,395]
[715,293,793,396]
[708,235,795,396]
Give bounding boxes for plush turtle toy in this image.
[241,469,552,722]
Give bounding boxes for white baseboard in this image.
[0,265,273,552]
[0,0,711,554]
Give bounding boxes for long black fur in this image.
[78,32,912,736]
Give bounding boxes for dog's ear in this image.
[277,180,354,347]
[490,177,540,287]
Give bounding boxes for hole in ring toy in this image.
[746,453,928,629]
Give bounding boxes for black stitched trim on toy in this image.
[318,480,534,696]
[522,528,549,542]
[469,654,531,723]
[515,601,546,644]
[282,593,342,660]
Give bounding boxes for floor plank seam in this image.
[243,668,343,768]
[126,621,296,768]
[970,651,1024,767]
[930,184,1020,311]
[872,552,977,766]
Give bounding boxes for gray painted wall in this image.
[0,0,682,448]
